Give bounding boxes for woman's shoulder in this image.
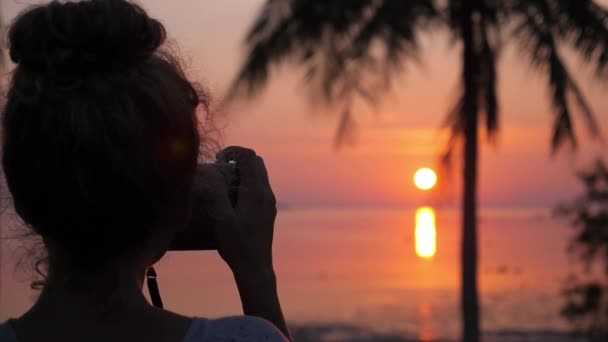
[0,320,18,342]
[185,316,288,342]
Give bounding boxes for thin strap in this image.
[146,267,163,308]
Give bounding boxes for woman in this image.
[0,0,290,341]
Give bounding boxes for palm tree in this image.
[230,1,608,341]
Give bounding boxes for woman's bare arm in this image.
[192,146,291,340]
[233,267,290,340]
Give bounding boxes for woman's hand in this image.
[212,146,277,274]
[204,146,289,340]
[173,146,277,262]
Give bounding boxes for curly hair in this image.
[2,0,213,274]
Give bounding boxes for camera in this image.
[170,161,240,251]
[210,161,240,208]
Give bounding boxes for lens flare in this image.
[415,207,437,259]
[414,168,437,190]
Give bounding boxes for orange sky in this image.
[3,0,608,209]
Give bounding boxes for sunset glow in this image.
[415,207,437,259]
[414,168,438,191]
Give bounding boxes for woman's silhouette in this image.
[0,0,289,341]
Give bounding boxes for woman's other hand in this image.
[213,146,277,274]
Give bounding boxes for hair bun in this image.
[9,0,166,73]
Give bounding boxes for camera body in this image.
[170,162,239,251]
[210,161,239,208]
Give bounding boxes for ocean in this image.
[0,207,588,341]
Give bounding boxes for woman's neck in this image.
[28,260,151,321]
[13,263,192,342]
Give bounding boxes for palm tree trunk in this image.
[461,4,480,342]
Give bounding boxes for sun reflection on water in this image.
[415,207,437,259]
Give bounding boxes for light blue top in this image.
[0,316,288,342]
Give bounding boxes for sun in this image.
[414,168,437,190]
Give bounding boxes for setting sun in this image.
[415,207,437,259]
[414,168,438,190]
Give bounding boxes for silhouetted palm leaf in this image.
[231,0,438,108]
[552,0,608,77]
[509,0,601,152]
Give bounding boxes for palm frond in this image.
[510,0,601,152]
[349,0,438,77]
[230,0,439,105]
[230,0,439,145]
[334,105,357,147]
[569,77,602,139]
[441,91,466,167]
[551,0,608,78]
[229,0,375,99]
